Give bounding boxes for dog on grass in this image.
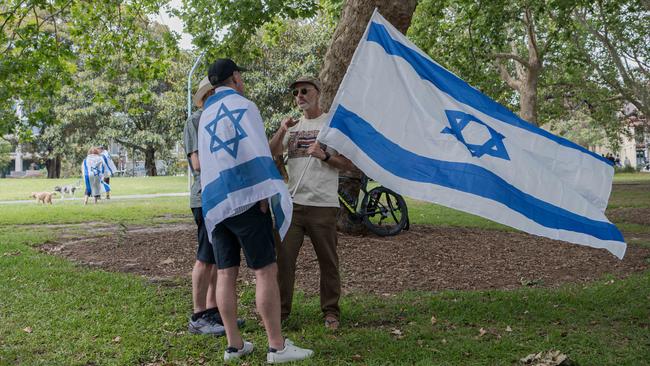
[31,192,55,204]
[54,181,80,200]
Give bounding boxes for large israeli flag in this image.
[318,11,626,258]
[198,87,292,242]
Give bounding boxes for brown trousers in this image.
[276,204,341,320]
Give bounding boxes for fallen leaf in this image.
[478,328,487,337]
[351,354,363,361]
[23,327,32,333]
[390,328,403,336]
[519,349,571,365]
[112,336,121,343]
[160,258,174,265]
[431,315,437,325]
[506,325,513,332]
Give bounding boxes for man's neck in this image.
[303,107,322,120]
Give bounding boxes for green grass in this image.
[407,199,511,230]
[0,176,189,201]
[613,172,650,183]
[1,175,649,364]
[0,196,191,226]
[1,227,649,365]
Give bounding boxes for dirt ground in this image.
[40,222,650,295]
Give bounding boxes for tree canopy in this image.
[2,0,647,177]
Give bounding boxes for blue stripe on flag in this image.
[366,22,612,166]
[83,160,91,196]
[202,156,283,215]
[330,104,623,242]
[270,193,285,231]
[204,89,240,110]
[102,155,114,175]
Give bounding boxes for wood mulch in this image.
[40,223,650,295]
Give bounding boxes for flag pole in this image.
[186,50,206,192]
[291,156,313,199]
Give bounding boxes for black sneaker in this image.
[188,315,226,336]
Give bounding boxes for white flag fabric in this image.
[198,87,292,242]
[82,154,106,196]
[318,11,626,258]
[101,150,118,177]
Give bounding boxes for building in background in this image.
[594,103,648,170]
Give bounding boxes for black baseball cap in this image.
[208,58,248,85]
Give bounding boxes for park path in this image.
[0,192,188,205]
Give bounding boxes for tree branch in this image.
[112,137,144,152]
[0,0,27,35]
[523,7,541,69]
[492,52,530,68]
[495,60,521,91]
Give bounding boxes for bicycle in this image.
[338,175,409,236]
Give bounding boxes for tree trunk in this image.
[145,147,157,176]
[45,155,61,179]
[319,0,418,233]
[520,71,540,125]
[319,0,419,112]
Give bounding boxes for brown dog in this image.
[31,192,54,204]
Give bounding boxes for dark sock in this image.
[191,308,217,321]
[268,347,278,353]
[226,346,240,353]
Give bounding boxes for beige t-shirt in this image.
[282,113,339,207]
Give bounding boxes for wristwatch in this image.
[322,151,331,162]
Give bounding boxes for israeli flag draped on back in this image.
[318,11,626,258]
[199,87,292,242]
[101,150,117,177]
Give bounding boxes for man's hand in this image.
[307,142,327,160]
[259,199,269,213]
[280,117,298,132]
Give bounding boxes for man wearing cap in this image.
[269,76,354,331]
[183,76,228,336]
[198,59,314,363]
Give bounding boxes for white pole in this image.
[291,156,313,199]
[187,50,207,192]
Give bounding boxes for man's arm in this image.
[306,142,356,172]
[269,117,297,156]
[190,152,200,171]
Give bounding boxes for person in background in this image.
[82,147,106,205]
[98,146,117,199]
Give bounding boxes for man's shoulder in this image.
[189,109,203,125]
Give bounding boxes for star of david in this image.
[205,103,248,158]
[441,110,510,161]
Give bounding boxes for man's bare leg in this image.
[216,266,242,348]
[207,264,218,308]
[192,261,215,312]
[254,263,284,349]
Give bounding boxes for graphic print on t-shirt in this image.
[288,130,327,159]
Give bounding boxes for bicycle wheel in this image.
[361,186,408,236]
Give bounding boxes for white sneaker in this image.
[267,338,314,364]
[223,341,254,362]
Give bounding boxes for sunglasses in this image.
[292,87,314,97]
